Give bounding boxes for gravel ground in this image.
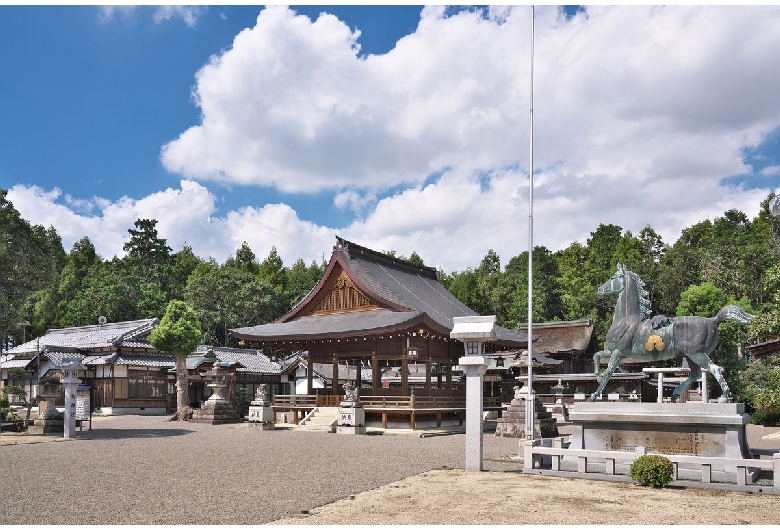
[0,415,520,525]
[1,415,778,525]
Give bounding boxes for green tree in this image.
[225,241,260,275]
[555,241,595,321]
[147,300,201,421]
[0,189,53,350]
[185,261,275,346]
[286,258,326,308]
[656,220,712,315]
[504,247,565,328]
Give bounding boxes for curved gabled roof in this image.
[231,237,529,347]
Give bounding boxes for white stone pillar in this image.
[62,372,80,439]
[656,372,664,403]
[463,360,486,471]
[701,373,709,404]
[450,316,497,473]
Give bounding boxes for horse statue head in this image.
[597,263,651,320]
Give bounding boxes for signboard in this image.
[75,388,90,421]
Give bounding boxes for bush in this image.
[630,454,674,488]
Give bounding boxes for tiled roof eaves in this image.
[232,310,439,343]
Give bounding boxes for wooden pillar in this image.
[425,361,431,392]
[356,359,362,388]
[332,355,339,395]
[401,355,409,396]
[372,353,379,390]
[436,364,443,389]
[307,354,313,394]
[445,364,452,389]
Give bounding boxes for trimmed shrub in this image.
[630,454,674,488]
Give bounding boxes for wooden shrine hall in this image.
[231,237,529,425]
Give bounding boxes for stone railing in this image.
[523,438,780,494]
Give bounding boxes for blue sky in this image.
[3,6,780,272]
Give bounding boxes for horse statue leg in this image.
[593,349,609,383]
[670,358,702,403]
[590,350,621,401]
[687,353,731,403]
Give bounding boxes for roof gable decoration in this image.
[308,270,379,315]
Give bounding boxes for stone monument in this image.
[337,382,365,434]
[247,384,274,430]
[28,376,63,435]
[190,362,241,424]
[495,384,558,438]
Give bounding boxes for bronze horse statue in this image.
[591,263,754,403]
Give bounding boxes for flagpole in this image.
[525,4,536,440]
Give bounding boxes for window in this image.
[127,377,167,399]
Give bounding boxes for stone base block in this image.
[566,402,753,475]
[190,400,241,425]
[337,406,365,429]
[27,419,63,435]
[245,422,275,430]
[247,405,274,424]
[337,425,367,435]
[495,397,559,439]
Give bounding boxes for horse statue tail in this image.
[714,305,755,325]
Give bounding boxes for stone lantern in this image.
[190,361,240,424]
[450,315,497,472]
[29,375,63,435]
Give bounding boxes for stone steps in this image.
[296,407,339,432]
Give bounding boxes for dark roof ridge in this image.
[45,318,158,335]
[336,236,438,281]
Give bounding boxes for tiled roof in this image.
[188,346,281,374]
[1,357,32,369]
[114,354,175,368]
[278,352,307,373]
[517,320,596,356]
[233,309,426,342]
[43,351,86,366]
[232,237,529,347]
[5,318,159,355]
[82,354,117,366]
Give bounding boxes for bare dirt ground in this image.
[270,425,780,526]
[270,468,780,525]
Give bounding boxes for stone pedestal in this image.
[190,362,240,425]
[247,385,274,430]
[495,385,559,439]
[566,402,754,479]
[337,403,366,434]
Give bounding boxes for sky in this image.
[3,5,780,273]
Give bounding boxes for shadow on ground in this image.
[75,428,194,440]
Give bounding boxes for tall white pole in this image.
[525,5,535,440]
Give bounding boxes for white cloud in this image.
[161,6,780,196]
[7,181,334,267]
[761,165,780,177]
[11,6,780,274]
[152,6,207,27]
[98,5,206,27]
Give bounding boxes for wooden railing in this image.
[272,394,501,410]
